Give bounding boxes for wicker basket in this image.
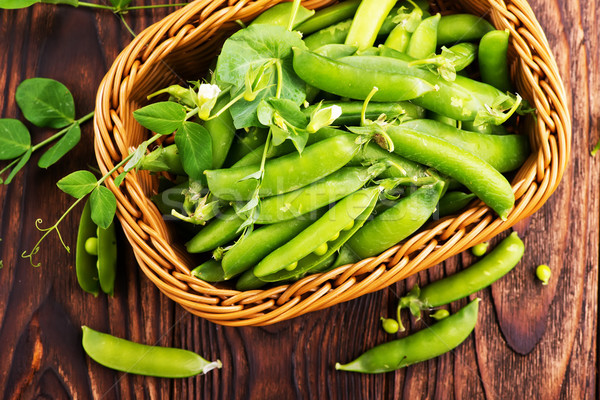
[94,0,570,326]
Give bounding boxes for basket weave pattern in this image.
[94,0,570,326]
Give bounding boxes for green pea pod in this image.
[292,48,435,102]
[384,25,412,53]
[206,134,362,201]
[350,143,429,181]
[76,200,100,296]
[396,119,530,172]
[406,14,441,60]
[204,95,236,169]
[295,0,361,35]
[436,14,494,46]
[335,299,480,373]
[438,191,476,217]
[81,326,222,378]
[339,180,445,263]
[223,128,268,167]
[97,222,117,296]
[427,111,457,127]
[302,100,426,125]
[256,164,387,224]
[341,52,508,121]
[191,259,225,283]
[258,190,379,282]
[460,120,508,135]
[185,208,243,253]
[236,269,266,291]
[254,187,381,277]
[419,232,524,307]
[384,125,514,219]
[345,0,397,50]
[138,144,185,175]
[479,30,512,92]
[222,214,318,280]
[313,43,358,59]
[250,2,315,28]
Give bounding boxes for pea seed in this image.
[342,220,355,231]
[85,237,98,256]
[536,264,551,285]
[471,242,488,257]
[380,317,399,334]
[330,231,340,241]
[285,261,298,271]
[314,243,328,256]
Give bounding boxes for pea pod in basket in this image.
[76,199,117,296]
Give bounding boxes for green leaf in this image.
[123,142,148,172]
[174,121,212,181]
[0,119,31,160]
[90,186,116,229]
[3,148,31,184]
[57,170,97,199]
[215,25,307,128]
[133,102,186,135]
[41,0,78,6]
[257,98,309,152]
[113,171,127,187]
[15,78,75,128]
[38,122,81,168]
[0,0,37,9]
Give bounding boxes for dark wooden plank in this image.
[0,1,597,399]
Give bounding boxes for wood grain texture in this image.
[0,1,597,399]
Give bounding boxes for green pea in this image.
[342,220,355,231]
[314,243,328,256]
[285,261,299,271]
[329,231,340,242]
[471,242,489,257]
[381,317,399,334]
[85,237,98,256]
[536,264,551,285]
[430,309,450,320]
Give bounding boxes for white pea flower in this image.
[306,105,342,133]
[196,84,221,120]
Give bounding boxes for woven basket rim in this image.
[93,0,571,326]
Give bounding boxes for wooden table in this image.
[0,1,596,399]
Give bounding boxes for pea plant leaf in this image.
[15,78,75,129]
[174,121,212,181]
[133,102,187,135]
[56,170,97,199]
[3,148,31,185]
[215,24,308,129]
[123,142,149,173]
[0,119,31,160]
[257,97,308,152]
[90,186,117,229]
[0,0,79,9]
[38,122,81,168]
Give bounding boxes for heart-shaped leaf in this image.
[57,170,97,199]
[90,186,117,229]
[15,78,75,128]
[175,121,212,181]
[133,102,186,135]
[0,119,31,160]
[38,122,81,168]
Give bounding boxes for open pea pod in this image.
[76,199,117,296]
[258,189,379,283]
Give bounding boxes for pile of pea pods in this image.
[141,0,531,291]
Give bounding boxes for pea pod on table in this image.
[335,298,480,373]
[82,326,221,378]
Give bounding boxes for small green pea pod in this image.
[385,125,514,219]
[76,200,100,296]
[97,223,117,296]
[258,189,379,282]
[338,180,445,263]
[222,214,318,280]
[203,95,236,169]
[293,49,435,102]
[256,164,387,224]
[479,29,512,92]
[82,326,222,378]
[436,14,494,46]
[236,269,266,291]
[191,259,225,283]
[185,208,243,253]
[250,2,315,29]
[296,0,361,35]
[138,144,185,175]
[335,299,480,373]
[438,191,476,217]
[396,119,530,173]
[206,134,363,201]
[302,100,426,125]
[254,186,381,278]
[345,0,397,50]
[406,14,441,60]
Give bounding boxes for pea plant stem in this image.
[77,1,189,11]
[31,111,95,152]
